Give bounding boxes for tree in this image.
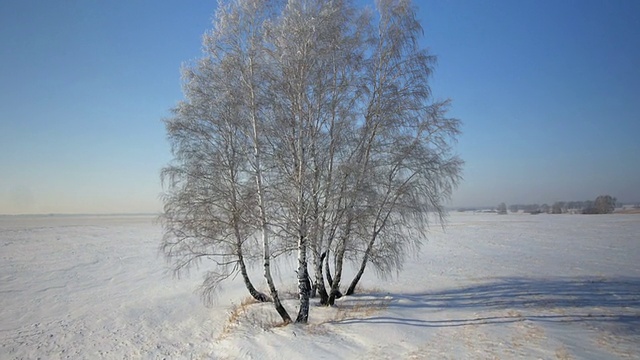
[341,0,462,297]
[593,195,616,214]
[161,0,462,324]
[497,203,507,215]
[540,203,550,214]
[160,50,270,304]
[162,0,293,323]
[551,201,565,214]
[211,0,293,323]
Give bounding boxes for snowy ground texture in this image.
[1,213,639,359]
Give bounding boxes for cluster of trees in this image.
[160,0,462,325]
[582,195,617,214]
[497,202,507,215]
[504,195,617,215]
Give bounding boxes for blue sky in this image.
[0,0,638,214]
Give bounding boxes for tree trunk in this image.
[237,252,270,302]
[314,250,329,305]
[247,52,292,324]
[324,249,333,288]
[262,228,292,323]
[346,250,369,296]
[346,229,381,295]
[295,235,310,323]
[328,239,346,306]
[232,201,270,302]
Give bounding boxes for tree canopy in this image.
[161,0,462,324]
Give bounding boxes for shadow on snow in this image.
[333,276,640,334]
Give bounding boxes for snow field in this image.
[1,213,638,359]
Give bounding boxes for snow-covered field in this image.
[1,213,639,359]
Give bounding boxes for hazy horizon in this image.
[1,200,636,217]
[1,0,639,215]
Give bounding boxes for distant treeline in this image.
[508,195,618,215]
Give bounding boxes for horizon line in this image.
[0,212,161,217]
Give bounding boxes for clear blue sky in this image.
[1,0,638,214]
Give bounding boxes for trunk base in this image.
[328,290,343,306]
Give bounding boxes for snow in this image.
[1,213,639,359]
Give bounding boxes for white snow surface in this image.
[1,213,639,359]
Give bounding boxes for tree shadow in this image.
[333,276,640,334]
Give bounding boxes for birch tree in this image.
[163,0,292,322]
[209,0,293,323]
[160,56,269,304]
[161,0,462,324]
[263,0,370,320]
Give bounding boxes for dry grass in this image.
[506,309,523,319]
[332,297,392,322]
[216,296,295,340]
[615,208,640,214]
[217,296,259,340]
[218,287,394,339]
[555,346,573,360]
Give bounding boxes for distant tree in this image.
[520,204,539,214]
[509,204,519,213]
[551,201,564,214]
[593,195,616,214]
[497,203,507,215]
[584,201,594,211]
[582,207,597,214]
